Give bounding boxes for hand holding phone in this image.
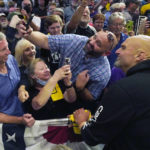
[64,57,71,65]
[26,14,34,30]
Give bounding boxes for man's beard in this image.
[84,40,102,58]
[80,17,90,25]
[1,22,8,29]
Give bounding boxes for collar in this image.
[127,60,150,76]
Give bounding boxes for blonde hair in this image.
[15,38,35,66]
[44,14,63,29]
[108,12,126,25]
[0,32,6,41]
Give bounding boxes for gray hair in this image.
[110,3,126,11]
[108,12,126,25]
[0,32,6,42]
[53,8,64,16]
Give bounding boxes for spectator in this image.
[15,38,36,69]
[0,13,8,34]
[44,15,63,35]
[93,13,105,32]
[52,8,65,23]
[41,15,64,73]
[6,12,23,55]
[64,0,79,23]
[64,0,96,37]
[15,38,36,102]
[106,12,128,86]
[107,12,128,68]
[33,0,47,17]
[0,31,35,127]
[104,2,126,28]
[47,2,57,16]
[122,0,140,21]
[23,58,76,119]
[73,35,150,150]
[21,0,41,31]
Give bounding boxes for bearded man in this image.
[64,0,96,37]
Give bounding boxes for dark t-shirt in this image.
[23,81,73,120]
[75,26,95,37]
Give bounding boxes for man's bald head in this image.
[115,35,150,73]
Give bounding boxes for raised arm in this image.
[66,0,89,33]
[0,113,35,127]
[32,65,72,110]
[17,22,49,50]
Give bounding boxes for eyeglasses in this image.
[111,23,124,27]
[107,33,115,51]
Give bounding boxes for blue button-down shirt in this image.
[48,34,111,99]
[0,55,23,116]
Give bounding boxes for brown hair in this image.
[44,15,63,30]
[93,13,105,23]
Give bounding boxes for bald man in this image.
[73,35,150,150]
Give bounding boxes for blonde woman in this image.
[15,39,36,102]
[15,38,36,67]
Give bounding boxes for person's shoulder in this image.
[61,33,89,40]
[87,24,97,33]
[121,32,129,40]
[7,54,16,63]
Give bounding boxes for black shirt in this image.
[23,81,73,120]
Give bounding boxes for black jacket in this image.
[81,60,150,150]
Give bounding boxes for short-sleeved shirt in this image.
[0,55,23,116]
[23,81,73,120]
[48,34,111,99]
[64,22,96,37]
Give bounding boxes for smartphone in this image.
[126,20,134,32]
[64,57,71,65]
[26,14,34,30]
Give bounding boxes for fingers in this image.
[23,113,32,118]
[17,21,33,37]
[18,91,29,103]
[27,117,35,127]
[23,114,35,127]
[61,65,71,76]
[78,70,89,79]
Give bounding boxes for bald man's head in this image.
[115,35,150,72]
[129,35,150,59]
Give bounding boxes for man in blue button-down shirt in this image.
[18,24,117,112]
[0,32,35,127]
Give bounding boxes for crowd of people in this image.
[1,0,150,150]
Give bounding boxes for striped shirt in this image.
[48,34,111,100]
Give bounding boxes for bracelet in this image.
[65,83,73,89]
